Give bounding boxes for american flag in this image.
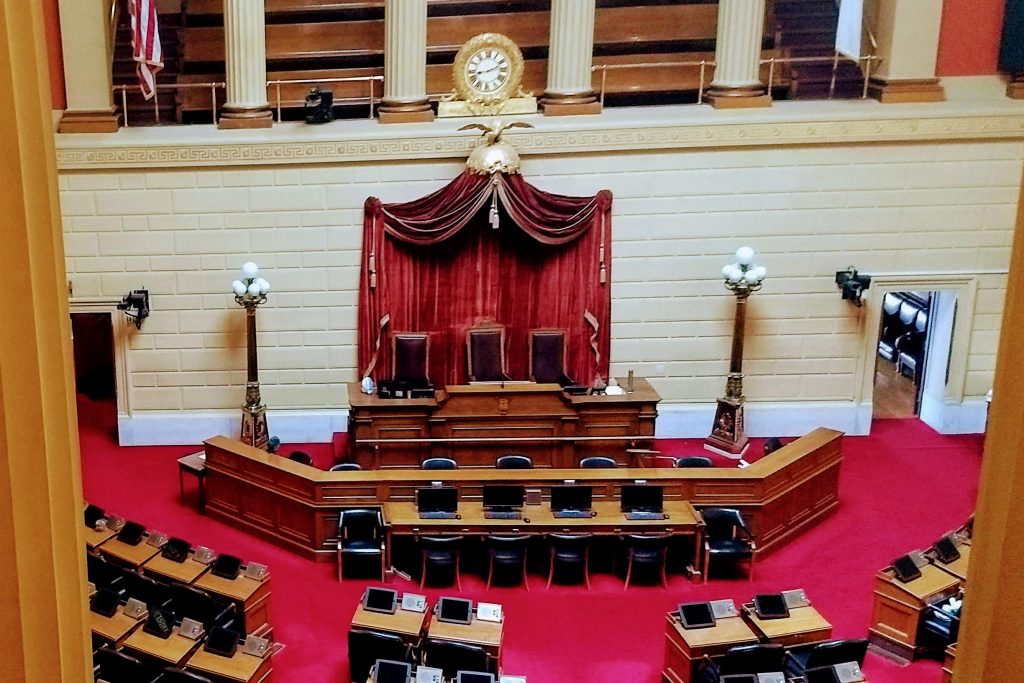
[129,0,163,100]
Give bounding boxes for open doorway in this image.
[873,292,932,418]
[71,312,118,441]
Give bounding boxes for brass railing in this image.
[265,74,383,121]
[113,82,225,126]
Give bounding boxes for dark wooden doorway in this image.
[71,312,116,401]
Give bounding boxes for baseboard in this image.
[117,409,350,446]
[919,396,989,434]
[654,401,873,438]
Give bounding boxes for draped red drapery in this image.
[358,170,612,387]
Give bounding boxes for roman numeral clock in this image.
[438,33,537,117]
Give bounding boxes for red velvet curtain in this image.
[359,170,612,387]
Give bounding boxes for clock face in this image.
[452,33,525,105]
[466,49,511,94]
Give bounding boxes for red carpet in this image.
[79,396,980,682]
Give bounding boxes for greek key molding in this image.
[56,110,1024,171]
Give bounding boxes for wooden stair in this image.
[772,0,866,99]
[112,13,182,125]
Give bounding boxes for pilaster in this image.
[219,0,273,129]
[541,0,601,116]
[379,0,433,124]
[56,0,120,132]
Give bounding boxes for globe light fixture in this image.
[232,262,271,449]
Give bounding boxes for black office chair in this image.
[529,329,574,386]
[547,533,591,590]
[337,508,385,582]
[621,533,671,589]
[348,627,414,683]
[161,667,214,683]
[422,457,458,470]
[119,570,170,609]
[674,456,713,468]
[423,639,493,680]
[919,598,962,654]
[783,638,869,680]
[93,645,162,683]
[288,450,313,466]
[167,583,236,633]
[700,507,755,584]
[762,437,784,455]
[418,535,463,590]
[696,643,785,683]
[496,454,533,469]
[87,551,126,590]
[485,535,530,590]
[579,456,617,468]
[329,462,362,471]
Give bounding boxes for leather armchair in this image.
[530,329,574,385]
[896,309,928,380]
[418,535,463,589]
[485,535,530,589]
[783,638,869,679]
[423,639,493,680]
[348,627,414,683]
[392,333,431,387]
[877,293,906,362]
[621,533,671,589]
[496,454,533,469]
[421,457,458,470]
[675,456,713,468]
[337,508,385,582]
[700,507,755,583]
[547,533,591,589]
[579,455,617,468]
[467,325,509,382]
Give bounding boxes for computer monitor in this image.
[677,602,716,629]
[550,485,593,512]
[90,587,121,617]
[84,504,105,528]
[210,553,243,580]
[719,675,759,683]
[204,626,239,657]
[161,537,191,563]
[482,485,525,510]
[933,534,961,564]
[892,554,922,583]
[455,673,495,683]
[143,607,175,639]
[363,587,399,615]
[753,593,790,619]
[416,486,458,514]
[116,521,146,546]
[437,597,473,624]
[373,659,412,683]
[803,666,842,683]
[620,484,664,512]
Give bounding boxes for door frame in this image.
[69,298,133,425]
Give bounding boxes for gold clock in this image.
[453,33,525,106]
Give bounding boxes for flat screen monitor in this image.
[550,485,593,512]
[373,659,412,683]
[437,597,473,624]
[455,673,495,683]
[416,486,458,513]
[84,504,105,528]
[116,521,146,546]
[211,554,243,580]
[719,676,759,683]
[90,587,121,617]
[753,593,790,619]
[677,602,716,629]
[620,484,664,512]
[161,537,191,563]
[934,534,961,564]
[363,587,399,615]
[143,607,175,639]
[204,626,239,657]
[892,554,922,583]
[803,666,842,683]
[482,485,525,510]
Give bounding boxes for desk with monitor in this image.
[123,625,203,667]
[427,612,504,660]
[194,570,272,633]
[351,600,428,646]
[662,609,759,683]
[90,606,144,646]
[185,644,274,683]
[868,563,961,662]
[142,553,211,584]
[741,604,832,648]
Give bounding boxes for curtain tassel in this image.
[598,245,606,284]
[369,253,377,289]
[489,191,500,230]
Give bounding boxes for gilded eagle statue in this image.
[460,120,534,175]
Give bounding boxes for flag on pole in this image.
[835,0,864,60]
[130,0,163,100]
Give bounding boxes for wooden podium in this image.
[662,611,758,683]
[868,563,961,662]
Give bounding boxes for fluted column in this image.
[219,0,272,129]
[867,0,944,103]
[379,0,433,123]
[707,0,771,109]
[56,0,119,132]
[541,0,601,116]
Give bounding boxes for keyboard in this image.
[484,510,522,520]
[625,511,666,521]
[552,509,593,519]
[418,511,459,520]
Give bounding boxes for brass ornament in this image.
[459,121,534,175]
[452,33,526,106]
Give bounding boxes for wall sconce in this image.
[835,267,871,306]
[116,289,150,329]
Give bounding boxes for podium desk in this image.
[194,572,272,633]
[143,554,210,584]
[351,603,427,645]
[124,626,202,666]
[427,613,503,659]
[186,647,273,683]
[90,607,144,646]
[662,612,758,683]
[99,536,161,568]
[942,642,956,683]
[868,564,961,662]
[933,542,971,582]
[741,604,832,647]
[84,525,116,550]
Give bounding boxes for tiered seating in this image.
[773,0,867,99]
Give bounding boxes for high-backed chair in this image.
[288,450,313,466]
[423,639,493,680]
[547,533,592,590]
[120,570,170,609]
[337,508,385,582]
[877,293,905,362]
[529,329,574,385]
[783,638,869,679]
[467,325,509,382]
[348,627,414,683]
[696,644,785,683]
[161,668,214,683]
[762,437,784,455]
[418,535,463,589]
[897,308,928,380]
[329,462,362,471]
[580,455,617,469]
[675,456,713,468]
[392,332,431,387]
[422,457,458,470]
[919,598,962,653]
[621,533,671,589]
[496,454,533,469]
[701,507,755,583]
[485,535,530,590]
[167,583,236,633]
[87,551,126,590]
[93,646,162,683]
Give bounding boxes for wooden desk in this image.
[933,543,971,582]
[204,427,843,563]
[99,536,161,568]
[186,647,273,683]
[942,642,956,683]
[124,626,203,666]
[662,612,758,683]
[84,525,116,550]
[351,603,427,645]
[427,613,503,658]
[90,607,144,646]
[869,564,961,662]
[348,379,660,468]
[742,604,832,647]
[143,554,211,584]
[194,572,272,632]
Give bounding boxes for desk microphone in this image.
[523,518,531,523]
[455,514,462,520]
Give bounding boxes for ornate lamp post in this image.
[232,262,271,449]
[705,247,766,458]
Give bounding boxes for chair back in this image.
[763,437,784,455]
[424,639,491,679]
[121,570,169,608]
[719,643,785,675]
[95,646,160,683]
[530,330,568,384]
[422,457,458,470]
[348,627,410,683]
[288,450,313,466]
[467,326,506,382]
[339,508,382,542]
[393,333,430,385]
[168,583,233,630]
[580,456,617,468]
[898,301,919,325]
[805,638,870,668]
[487,535,529,552]
[419,535,464,551]
[329,462,362,471]
[701,507,748,539]
[882,293,901,315]
[496,454,533,469]
[675,456,713,468]
[161,668,214,683]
